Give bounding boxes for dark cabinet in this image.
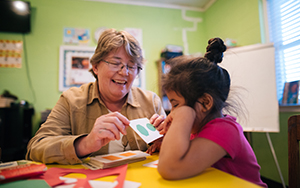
[0,106,34,162]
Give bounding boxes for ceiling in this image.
[89,0,216,12]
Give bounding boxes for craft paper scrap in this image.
[54,178,141,188]
[129,118,163,144]
[0,179,51,188]
[143,160,158,168]
[123,180,141,188]
[36,165,127,188]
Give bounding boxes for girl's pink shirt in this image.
[191,115,267,188]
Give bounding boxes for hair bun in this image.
[204,37,227,64]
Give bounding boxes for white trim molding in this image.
[85,0,216,12]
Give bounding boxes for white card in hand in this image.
[129,118,163,144]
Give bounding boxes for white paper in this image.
[143,160,159,168]
[0,161,18,170]
[55,177,140,188]
[129,118,163,144]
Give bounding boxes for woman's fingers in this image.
[159,114,173,135]
[98,126,117,140]
[149,114,160,124]
[96,112,129,138]
[150,114,166,133]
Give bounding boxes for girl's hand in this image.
[159,106,196,135]
[146,137,163,155]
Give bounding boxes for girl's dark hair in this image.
[162,38,230,130]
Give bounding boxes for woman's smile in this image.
[112,79,127,85]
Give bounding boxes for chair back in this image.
[288,115,300,188]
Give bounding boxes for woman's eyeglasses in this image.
[103,60,142,75]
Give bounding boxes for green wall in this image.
[205,0,290,185]
[0,0,291,185]
[204,0,261,45]
[0,0,205,130]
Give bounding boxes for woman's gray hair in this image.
[90,28,143,78]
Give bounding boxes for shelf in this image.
[279,104,300,112]
[156,58,172,111]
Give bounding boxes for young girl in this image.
[157,38,267,187]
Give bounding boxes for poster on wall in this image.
[59,45,96,91]
[0,40,23,68]
[63,27,90,45]
[124,28,145,89]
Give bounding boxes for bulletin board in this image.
[59,45,96,91]
[221,43,279,132]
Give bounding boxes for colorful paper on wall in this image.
[63,28,90,45]
[0,40,23,68]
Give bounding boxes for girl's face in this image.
[166,90,186,111]
[166,90,206,133]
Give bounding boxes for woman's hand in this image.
[74,112,129,157]
[145,114,166,154]
[158,114,173,135]
[149,114,165,131]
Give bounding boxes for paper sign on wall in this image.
[129,118,163,144]
[0,40,23,68]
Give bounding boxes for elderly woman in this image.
[26,29,165,164]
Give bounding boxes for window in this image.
[267,0,300,103]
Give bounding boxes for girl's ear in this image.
[198,93,214,112]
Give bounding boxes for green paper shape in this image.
[0,179,51,188]
[136,124,149,136]
[146,123,156,131]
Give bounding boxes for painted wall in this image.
[0,0,205,130]
[0,0,290,185]
[205,0,289,185]
[204,0,261,45]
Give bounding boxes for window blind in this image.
[267,0,300,102]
